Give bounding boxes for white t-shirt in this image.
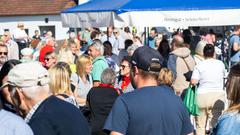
[112,36,125,55]
[191,59,225,93]
[101,34,116,47]
[13,28,28,41]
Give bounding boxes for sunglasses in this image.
[0,52,8,55]
[120,65,129,70]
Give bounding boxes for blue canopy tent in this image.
[62,0,240,27]
[61,0,130,27]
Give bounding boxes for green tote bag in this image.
[183,86,200,116]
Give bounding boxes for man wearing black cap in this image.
[104,46,193,135]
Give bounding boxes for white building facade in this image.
[0,15,69,40]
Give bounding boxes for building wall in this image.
[0,15,69,40]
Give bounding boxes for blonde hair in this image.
[68,38,81,50]
[158,68,174,86]
[59,39,68,51]
[58,39,74,64]
[48,64,71,95]
[76,55,92,78]
[58,50,74,64]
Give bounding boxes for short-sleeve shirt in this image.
[71,73,92,106]
[91,56,109,82]
[104,85,193,135]
[13,28,28,41]
[191,59,225,93]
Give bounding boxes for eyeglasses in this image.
[120,65,129,70]
[0,52,8,55]
[113,32,118,34]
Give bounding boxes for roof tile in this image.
[0,0,76,16]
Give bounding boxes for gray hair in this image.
[172,35,184,48]
[90,39,104,55]
[101,68,116,85]
[127,44,138,55]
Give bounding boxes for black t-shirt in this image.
[32,35,41,40]
[87,86,119,134]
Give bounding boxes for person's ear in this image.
[15,88,25,105]
[133,66,139,76]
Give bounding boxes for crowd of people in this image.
[0,23,240,135]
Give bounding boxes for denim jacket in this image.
[212,111,240,135]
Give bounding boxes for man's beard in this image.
[0,56,7,64]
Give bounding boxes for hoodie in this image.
[168,47,195,94]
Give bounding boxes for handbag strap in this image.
[182,57,191,71]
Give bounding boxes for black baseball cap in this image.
[131,46,163,72]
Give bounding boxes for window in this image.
[39,26,55,37]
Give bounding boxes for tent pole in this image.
[147,27,149,46]
[107,27,109,41]
[144,27,147,46]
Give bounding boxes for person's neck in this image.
[234,31,239,35]
[28,92,50,109]
[205,56,214,60]
[81,74,88,83]
[136,78,158,88]
[125,74,130,77]
[107,33,112,37]
[94,55,101,59]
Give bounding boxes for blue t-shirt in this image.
[104,85,193,135]
[148,37,156,49]
[230,35,240,62]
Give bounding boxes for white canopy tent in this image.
[117,0,240,27]
[61,0,240,28]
